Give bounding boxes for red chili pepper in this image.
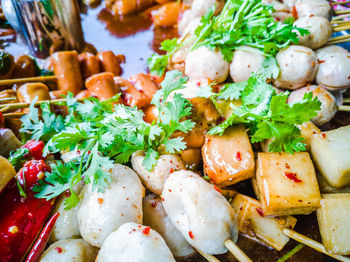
[188,231,194,239]
[0,111,4,126]
[292,5,298,19]
[0,161,54,262]
[23,141,45,160]
[284,172,302,183]
[235,152,241,161]
[142,226,151,235]
[18,160,50,194]
[256,208,264,217]
[24,213,60,262]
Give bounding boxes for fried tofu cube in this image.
[202,125,255,186]
[317,194,350,255]
[311,125,350,188]
[232,194,297,251]
[256,152,321,216]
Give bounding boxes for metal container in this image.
[9,0,85,58]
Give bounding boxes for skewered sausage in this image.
[274,45,317,89]
[315,45,349,61]
[17,83,50,103]
[78,52,101,79]
[0,89,17,104]
[131,152,185,195]
[115,76,149,108]
[52,51,83,95]
[143,194,195,257]
[98,51,124,76]
[294,16,332,49]
[106,0,155,15]
[0,50,14,80]
[12,55,36,79]
[128,73,159,100]
[295,0,332,20]
[85,72,120,101]
[162,170,238,254]
[316,52,350,90]
[97,222,176,262]
[40,239,98,262]
[229,47,265,82]
[152,2,180,28]
[185,46,229,83]
[77,164,144,247]
[288,85,337,126]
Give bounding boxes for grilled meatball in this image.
[274,45,317,89]
[97,222,176,262]
[315,45,349,61]
[162,170,238,254]
[288,85,337,126]
[295,0,332,20]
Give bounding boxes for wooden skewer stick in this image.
[0,98,83,112]
[282,229,350,262]
[339,105,350,112]
[331,19,350,24]
[0,75,57,86]
[331,0,350,5]
[196,249,221,262]
[0,97,17,103]
[327,37,350,45]
[328,34,350,42]
[332,13,350,20]
[343,98,350,103]
[335,10,350,15]
[3,112,25,119]
[333,25,350,32]
[224,239,252,262]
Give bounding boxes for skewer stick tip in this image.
[195,249,220,262]
[224,239,253,262]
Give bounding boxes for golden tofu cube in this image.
[202,124,255,186]
[256,152,321,216]
[311,125,350,188]
[232,194,297,251]
[317,194,350,255]
[261,122,320,153]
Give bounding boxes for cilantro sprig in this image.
[197,75,321,153]
[31,70,194,209]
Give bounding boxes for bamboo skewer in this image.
[339,105,350,112]
[332,25,350,32]
[331,0,350,5]
[282,229,350,262]
[343,98,350,103]
[328,34,350,42]
[327,37,350,45]
[331,19,350,24]
[3,112,25,119]
[196,249,221,262]
[0,75,57,86]
[224,239,252,262]
[332,13,350,20]
[334,10,350,15]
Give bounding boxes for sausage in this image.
[180,148,202,170]
[106,0,155,15]
[315,45,349,61]
[162,170,238,254]
[273,45,317,90]
[185,46,229,83]
[229,47,265,83]
[143,194,195,257]
[294,16,332,49]
[316,52,350,90]
[40,239,98,262]
[85,72,120,101]
[143,105,159,123]
[17,83,50,103]
[52,51,83,95]
[0,50,14,80]
[78,52,101,79]
[77,164,144,247]
[97,222,175,262]
[98,51,124,76]
[49,90,67,100]
[128,73,158,100]
[115,77,149,108]
[295,0,332,20]
[131,152,185,195]
[76,90,93,99]
[288,85,337,126]
[152,2,180,28]
[12,55,36,79]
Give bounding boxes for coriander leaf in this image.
[218,82,247,101]
[142,148,159,171]
[260,56,280,79]
[63,191,79,210]
[9,147,29,171]
[163,137,187,154]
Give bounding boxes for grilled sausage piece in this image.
[78,52,101,79]
[115,77,149,108]
[52,51,83,95]
[13,55,36,78]
[128,73,158,100]
[86,72,120,101]
[17,83,50,103]
[98,51,124,76]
